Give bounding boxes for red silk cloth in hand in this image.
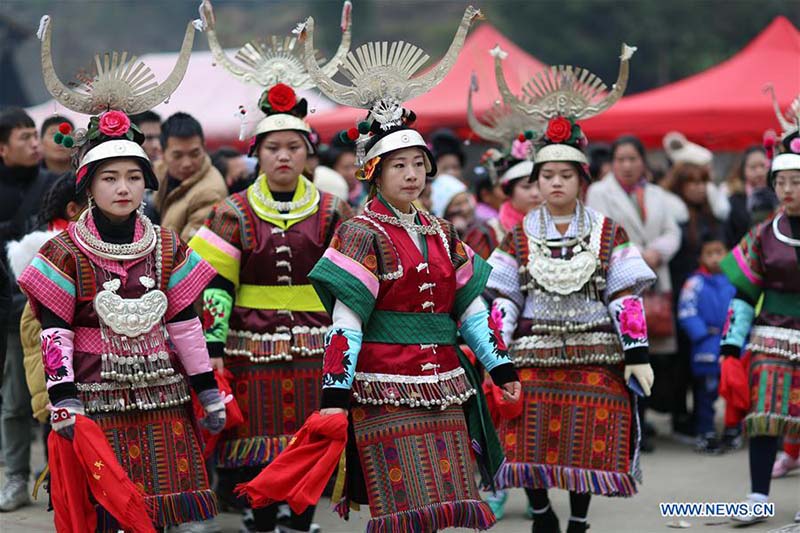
[720,354,750,412]
[48,414,155,533]
[235,411,347,514]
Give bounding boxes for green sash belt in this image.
[363,311,458,344]
[762,290,800,318]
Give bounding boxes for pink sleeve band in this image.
[166,318,213,376]
[41,328,75,390]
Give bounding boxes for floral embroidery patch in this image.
[616,298,647,347]
[323,329,353,387]
[488,304,510,358]
[42,331,69,382]
[721,307,735,340]
[202,288,232,344]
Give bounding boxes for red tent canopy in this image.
[308,23,546,142]
[583,16,800,150]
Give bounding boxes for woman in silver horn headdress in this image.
[236,7,520,533]
[18,15,226,532]
[720,90,800,527]
[188,2,354,532]
[484,45,657,533]
[463,59,545,261]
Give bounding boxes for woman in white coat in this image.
[586,135,682,448]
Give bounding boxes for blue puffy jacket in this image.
[678,270,737,376]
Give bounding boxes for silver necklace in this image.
[772,213,800,247]
[364,204,441,235]
[251,174,314,212]
[527,204,600,295]
[531,203,592,250]
[74,209,156,261]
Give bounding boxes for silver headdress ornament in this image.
[468,47,545,182]
[39,15,195,115]
[299,6,482,173]
[494,43,637,122]
[198,0,352,90]
[198,0,352,142]
[492,43,636,168]
[765,84,800,140]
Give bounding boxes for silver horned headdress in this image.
[491,43,636,169]
[765,84,800,141]
[299,6,482,177]
[494,43,637,122]
[302,6,479,127]
[468,47,545,181]
[198,0,352,90]
[39,15,195,115]
[38,14,194,189]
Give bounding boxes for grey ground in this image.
[1,412,798,533]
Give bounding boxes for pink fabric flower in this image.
[98,110,131,137]
[42,334,64,375]
[488,305,507,351]
[510,138,532,160]
[619,298,647,340]
[790,137,800,154]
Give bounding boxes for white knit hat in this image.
[430,174,468,217]
[663,131,713,166]
[313,166,349,202]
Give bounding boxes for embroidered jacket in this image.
[310,198,515,409]
[486,206,656,367]
[18,222,215,413]
[720,213,800,360]
[190,177,352,362]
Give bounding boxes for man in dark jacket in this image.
[0,107,55,511]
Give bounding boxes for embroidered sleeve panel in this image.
[318,192,354,245]
[437,217,469,269]
[333,217,398,275]
[202,288,233,346]
[721,220,766,302]
[720,297,755,354]
[310,219,382,324]
[606,222,656,298]
[609,295,649,356]
[166,235,218,320]
[18,234,78,324]
[203,193,251,250]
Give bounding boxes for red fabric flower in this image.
[545,116,572,143]
[323,332,350,376]
[97,110,131,137]
[267,83,297,113]
[202,308,215,331]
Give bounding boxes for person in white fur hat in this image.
[313,165,350,203]
[430,172,476,234]
[663,131,730,222]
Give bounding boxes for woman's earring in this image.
[87,194,94,211]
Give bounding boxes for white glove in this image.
[624,363,654,397]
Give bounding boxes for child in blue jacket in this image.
[678,232,737,453]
